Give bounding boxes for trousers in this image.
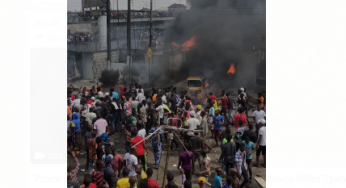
[153,146,162,168]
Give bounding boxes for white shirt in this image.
[124,153,138,177]
[186,117,200,136]
[136,93,146,103]
[156,105,164,118]
[98,91,104,98]
[137,129,146,139]
[252,110,266,123]
[196,111,202,122]
[162,95,167,104]
[258,126,266,146]
[71,98,81,107]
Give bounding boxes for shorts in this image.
[213,130,221,139]
[256,145,266,156]
[246,159,252,165]
[75,131,81,141]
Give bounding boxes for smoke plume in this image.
[99,69,120,87]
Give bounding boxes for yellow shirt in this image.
[116,178,137,188]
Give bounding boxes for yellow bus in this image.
[186,76,206,100]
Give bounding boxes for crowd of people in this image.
[67,84,266,188]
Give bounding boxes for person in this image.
[91,160,104,186]
[116,168,134,188]
[184,179,192,188]
[131,96,139,116]
[242,136,255,181]
[188,131,204,171]
[165,171,178,188]
[233,107,247,129]
[146,168,159,188]
[125,125,133,153]
[87,131,98,175]
[199,111,208,140]
[98,87,104,99]
[149,122,164,169]
[229,169,240,188]
[131,129,148,171]
[72,111,82,152]
[226,92,234,124]
[136,90,146,103]
[137,123,146,139]
[241,124,257,143]
[135,164,147,188]
[177,145,194,179]
[67,151,80,183]
[219,124,232,143]
[223,176,233,188]
[252,105,266,124]
[80,173,97,188]
[197,150,211,187]
[96,136,105,161]
[94,112,108,137]
[213,168,223,188]
[110,98,122,132]
[219,135,236,176]
[86,107,97,127]
[124,147,138,177]
[186,111,200,143]
[139,104,147,129]
[156,100,165,125]
[258,93,264,108]
[84,126,93,170]
[104,155,117,188]
[67,115,74,149]
[124,96,133,124]
[235,143,249,188]
[217,90,229,123]
[207,102,215,138]
[110,146,123,178]
[213,110,224,147]
[255,119,266,168]
[146,102,156,134]
[129,176,137,188]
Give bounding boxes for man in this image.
[130,96,139,116]
[155,100,165,125]
[124,147,138,177]
[136,90,146,103]
[196,105,203,123]
[252,105,266,125]
[198,150,211,187]
[116,168,134,188]
[67,151,80,183]
[226,92,234,123]
[84,126,93,171]
[241,123,257,143]
[149,122,164,169]
[124,96,133,124]
[219,135,236,176]
[72,111,82,152]
[91,160,104,186]
[186,111,200,143]
[104,155,117,188]
[233,107,247,129]
[242,136,255,181]
[177,145,194,179]
[135,164,147,188]
[213,110,224,147]
[219,124,232,144]
[87,132,98,175]
[93,112,108,137]
[97,87,104,99]
[125,125,132,153]
[188,131,204,171]
[131,129,148,171]
[235,143,249,188]
[198,176,207,188]
[217,90,229,123]
[85,107,97,127]
[146,168,159,188]
[110,98,122,132]
[255,119,266,168]
[137,123,146,139]
[165,171,177,188]
[110,146,123,178]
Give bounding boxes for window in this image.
[187,80,201,87]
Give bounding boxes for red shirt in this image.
[234,113,247,129]
[147,179,159,188]
[81,183,97,188]
[71,94,75,101]
[210,95,216,101]
[131,136,145,156]
[87,100,93,105]
[111,154,123,172]
[222,96,228,109]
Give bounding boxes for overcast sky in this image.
[68,0,187,11]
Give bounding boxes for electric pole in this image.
[107,0,111,69]
[116,0,120,52]
[149,0,152,85]
[127,0,132,83]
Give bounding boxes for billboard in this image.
[83,0,106,8]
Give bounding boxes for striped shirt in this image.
[235,150,247,175]
[91,171,104,186]
[68,157,80,183]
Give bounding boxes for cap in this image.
[198,177,206,184]
[257,119,266,124]
[105,92,109,96]
[240,87,244,92]
[105,154,113,163]
[196,105,202,110]
[190,111,196,117]
[91,97,95,101]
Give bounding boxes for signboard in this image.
[147,48,152,59]
[84,0,106,8]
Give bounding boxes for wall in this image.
[92,50,124,80]
[68,23,96,33]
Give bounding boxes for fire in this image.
[205,80,209,88]
[227,63,235,75]
[182,36,196,51]
[172,42,180,48]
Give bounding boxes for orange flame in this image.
[205,80,209,88]
[182,36,196,51]
[227,63,235,75]
[172,42,180,48]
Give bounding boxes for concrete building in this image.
[167,4,187,12]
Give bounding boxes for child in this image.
[242,136,255,181]
[228,169,239,188]
[223,176,233,188]
[129,176,137,188]
[213,167,223,188]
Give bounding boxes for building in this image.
[167,4,187,12]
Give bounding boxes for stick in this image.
[172,132,191,157]
[131,126,162,148]
[162,139,171,188]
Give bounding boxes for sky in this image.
[68,0,187,12]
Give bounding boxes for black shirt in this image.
[189,136,204,152]
[221,141,236,163]
[97,144,104,160]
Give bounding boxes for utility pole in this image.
[107,0,111,69]
[116,0,120,51]
[149,0,152,85]
[127,0,131,83]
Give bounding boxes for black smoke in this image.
[99,69,120,87]
[163,0,266,91]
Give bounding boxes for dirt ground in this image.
[68,111,266,188]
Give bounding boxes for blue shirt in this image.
[223,185,232,188]
[149,127,164,149]
[242,141,255,159]
[213,115,224,130]
[214,174,222,188]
